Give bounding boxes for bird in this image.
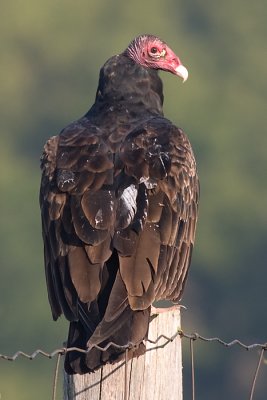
[40,34,199,374]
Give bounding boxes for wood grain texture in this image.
[63,308,182,400]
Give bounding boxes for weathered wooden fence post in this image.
[63,307,182,400]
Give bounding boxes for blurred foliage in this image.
[0,0,266,399]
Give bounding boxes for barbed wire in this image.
[1,330,266,400]
[1,330,267,362]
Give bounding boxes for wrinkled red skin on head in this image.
[126,35,183,76]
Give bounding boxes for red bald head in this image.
[124,34,188,82]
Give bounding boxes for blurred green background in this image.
[0,1,266,399]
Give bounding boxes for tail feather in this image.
[64,307,150,374]
[64,265,151,374]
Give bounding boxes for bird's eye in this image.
[150,47,158,54]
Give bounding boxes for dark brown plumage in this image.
[40,34,199,374]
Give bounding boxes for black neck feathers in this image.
[87,54,164,118]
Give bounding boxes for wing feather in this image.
[40,122,115,325]
[118,116,199,304]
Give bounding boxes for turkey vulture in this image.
[40,34,199,374]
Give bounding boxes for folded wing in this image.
[39,115,199,372]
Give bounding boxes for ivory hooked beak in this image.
[175,65,189,82]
